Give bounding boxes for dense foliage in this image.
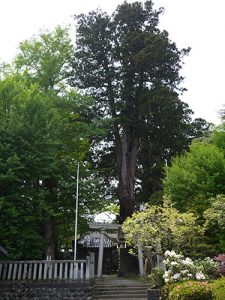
[163,250,219,284]
[122,198,202,258]
[0,1,215,262]
[161,278,225,300]
[164,142,225,214]
[161,281,212,300]
[164,123,225,254]
[211,277,225,300]
[70,0,209,221]
[0,28,104,260]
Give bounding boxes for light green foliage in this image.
[211,277,225,300]
[164,141,225,214]
[194,257,219,278]
[211,123,225,154]
[122,198,202,257]
[162,281,212,300]
[161,277,225,300]
[0,27,105,259]
[148,266,165,287]
[203,195,225,253]
[15,26,73,92]
[204,195,225,229]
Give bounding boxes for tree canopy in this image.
[70,0,208,221]
[164,141,225,214]
[122,197,202,259]
[0,27,104,260]
[163,122,225,254]
[0,1,213,261]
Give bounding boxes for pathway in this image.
[93,275,152,300]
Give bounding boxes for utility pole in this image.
[74,162,79,260]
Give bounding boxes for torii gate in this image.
[88,222,145,278]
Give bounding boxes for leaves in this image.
[122,197,202,257]
[71,1,207,220]
[164,141,225,214]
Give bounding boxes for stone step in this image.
[95,286,150,290]
[95,291,147,295]
[93,295,147,300]
[94,286,148,299]
[95,283,151,286]
[94,298,146,300]
[94,276,150,300]
[94,296,146,300]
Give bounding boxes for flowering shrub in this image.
[195,257,219,278]
[211,277,225,300]
[163,250,218,283]
[213,253,225,275]
[148,266,165,287]
[167,281,212,300]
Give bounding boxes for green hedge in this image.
[161,278,225,300]
[161,281,212,300]
[211,277,225,300]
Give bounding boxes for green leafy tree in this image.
[122,197,202,260]
[204,195,225,252]
[0,26,105,259]
[164,141,225,214]
[0,72,103,259]
[15,26,73,93]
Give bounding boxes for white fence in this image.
[0,256,94,281]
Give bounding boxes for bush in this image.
[163,250,219,283]
[195,257,219,279]
[213,254,225,275]
[211,277,225,300]
[148,267,165,287]
[161,281,212,300]
[163,250,207,283]
[161,283,176,300]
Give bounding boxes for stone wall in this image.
[146,288,160,300]
[0,282,93,300]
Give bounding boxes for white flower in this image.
[181,269,188,274]
[187,273,192,277]
[163,270,172,279]
[163,259,170,265]
[196,272,206,280]
[173,273,181,280]
[171,261,179,266]
[165,250,176,257]
[182,257,194,265]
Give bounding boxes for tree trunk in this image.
[44,216,55,260]
[117,128,138,223]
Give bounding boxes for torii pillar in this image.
[97,227,105,278]
[88,222,121,278]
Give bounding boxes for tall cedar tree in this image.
[71,1,208,222]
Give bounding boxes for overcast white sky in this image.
[0,0,224,124]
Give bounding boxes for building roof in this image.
[78,232,114,248]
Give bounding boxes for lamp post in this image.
[74,162,79,260]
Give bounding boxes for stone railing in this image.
[0,256,94,281]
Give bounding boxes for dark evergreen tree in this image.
[70,1,209,221]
